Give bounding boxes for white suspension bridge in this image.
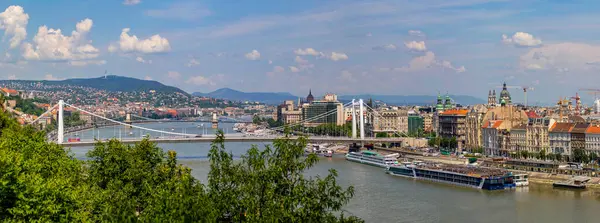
[28,99,407,147]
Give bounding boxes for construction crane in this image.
[570,93,582,115]
[557,97,571,122]
[579,88,600,100]
[496,84,534,107]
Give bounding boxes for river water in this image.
[67,122,600,223]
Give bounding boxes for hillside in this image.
[193,88,297,104]
[0,75,188,95]
[193,88,486,105]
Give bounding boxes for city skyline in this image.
[0,1,600,103]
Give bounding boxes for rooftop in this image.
[440,109,469,116]
[550,123,575,133]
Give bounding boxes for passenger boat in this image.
[386,162,516,190]
[345,151,399,168]
[513,174,529,187]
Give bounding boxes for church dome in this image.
[499,82,511,104]
[306,89,314,103]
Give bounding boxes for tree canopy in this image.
[0,109,362,222]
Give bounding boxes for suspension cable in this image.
[64,103,197,137]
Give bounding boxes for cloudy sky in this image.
[1,0,599,104]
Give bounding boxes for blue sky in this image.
[1,0,600,104]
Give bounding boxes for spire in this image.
[503,82,507,90]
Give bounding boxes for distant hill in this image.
[193,88,485,105]
[1,75,188,95]
[338,94,486,106]
[193,88,297,104]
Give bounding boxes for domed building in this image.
[306,89,314,104]
[499,82,512,106]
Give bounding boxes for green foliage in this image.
[572,149,589,163]
[0,110,362,222]
[208,131,360,222]
[539,149,547,161]
[8,96,45,116]
[376,132,388,138]
[0,111,88,222]
[589,152,599,164]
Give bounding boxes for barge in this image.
[553,176,590,189]
[386,161,516,190]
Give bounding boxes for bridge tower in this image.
[211,113,218,129]
[351,99,357,138]
[125,113,132,128]
[57,100,64,144]
[359,99,365,140]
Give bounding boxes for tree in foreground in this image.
[208,131,362,222]
[0,106,362,222]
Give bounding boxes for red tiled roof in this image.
[1,88,18,95]
[482,120,503,129]
[586,125,600,134]
[550,123,575,132]
[526,111,541,119]
[440,109,469,116]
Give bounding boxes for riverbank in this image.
[372,147,600,190]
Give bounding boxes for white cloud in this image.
[167,71,181,79]
[294,48,321,56]
[68,60,106,66]
[295,56,308,64]
[22,18,100,63]
[404,41,427,51]
[186,58,199,67]
[520,42,600,72]
[44,74,61,80]
[340,70,356,82]
[0,5,29,48]
[373,44,397,51]
[7,74,16,80]
[245,49,260,60]
[268,60,273,64]
[109,28,171,54]
[408,30,425,37]
[502,32,542,47]
[273,66,285,73]
[329,52,348,61]
[186,75,215,86]
[385,51,465,73]
[136,56,152,64]
[123,0,141,5]
[144,76,153,80]
[289,66,300,72]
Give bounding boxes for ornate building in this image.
[465,105,487,150]
[438,109,469,151]
[373,109,408,133]
[487,90,497,107]
[306,89,314,104]
[499,82,512,105]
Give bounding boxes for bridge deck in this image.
[60,136,405,147]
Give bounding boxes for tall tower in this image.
[306,89,314,104]
[211,113,218,129]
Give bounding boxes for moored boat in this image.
[513,174,529,187]
[553,176,590,189]
[345,151,399,168]
[386,162,516,190]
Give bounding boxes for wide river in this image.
[67,122,600,223]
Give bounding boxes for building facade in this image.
[549,123,575,158]
[302,95,344,127]
[408,113,424,135]
[585,125,600,156]
[373,109,408,133]
[438,109,469,150]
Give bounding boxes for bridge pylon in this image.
[211,113,218,129]
[125,113,132,128]
[57,100,64,144]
